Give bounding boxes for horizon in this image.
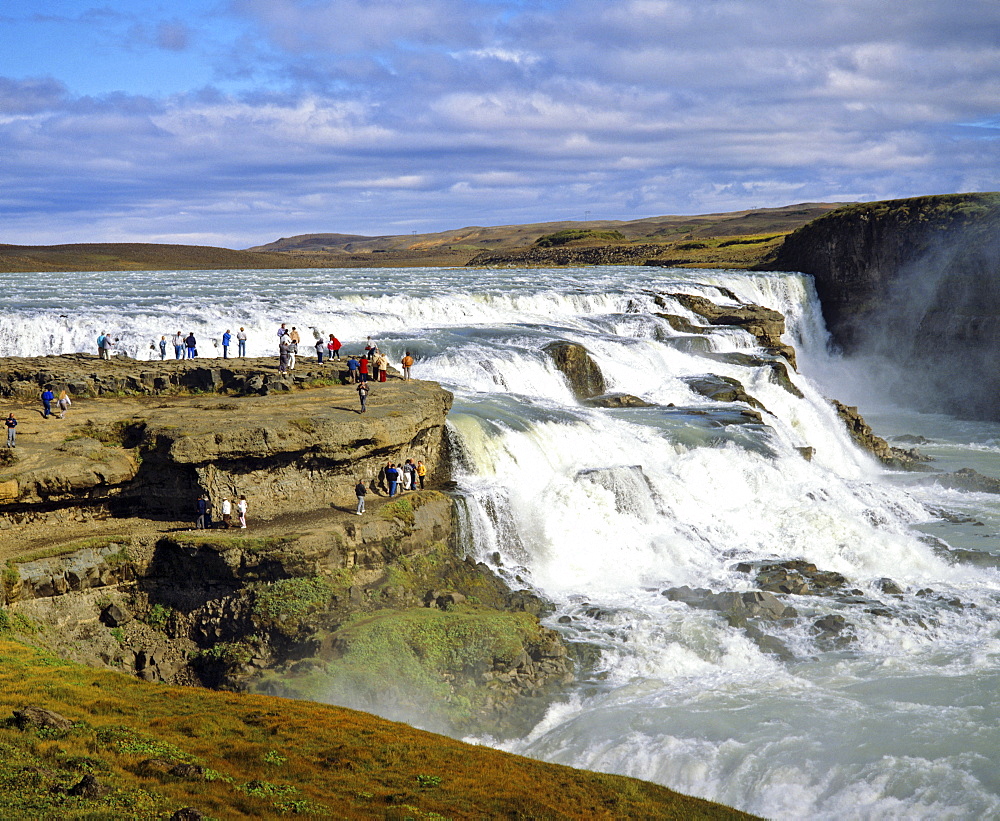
[3,2,998,248]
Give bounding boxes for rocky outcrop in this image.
[0,358,451,527]
[543,341,606,400]
[767,193,1000,419]
[582,393,654,408]
[468,244,667,267]
[660,293,797,367]
[833,400,930,469]
[8,491,573,736]
[683,375,764,410]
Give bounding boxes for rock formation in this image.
[767,192,1000,419]
[543,341,606,400]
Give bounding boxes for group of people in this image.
[353,458,428,514]
[156,329,249,360]
[196,493,248,529]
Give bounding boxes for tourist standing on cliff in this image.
[57,390,71,419]
[288,327,300,370]
[385,463,400,497]
[221,498,233,528]
[315,338,325,363]
[101,334,113,360]
[358,354,369,383]
[376,351,389,383]
[328,334,341,361]
[347,355,360,382]
[173,331,184,360]
[40,387,54,419]
[196,495,208,529]
[278,338,290,374]
[357,379,369,413]
[237,495,248,528]
[5,414,16,448]
[185,332,197,359]
[97,332,106,358]
[159,336,167,360]
[355,480,366,514]
[417,460,427,489]
[222,329,232,359]
[401,351,414,381]
[237,328,247,357]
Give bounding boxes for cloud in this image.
[0,0,998,246]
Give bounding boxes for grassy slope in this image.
[0,637,758,820]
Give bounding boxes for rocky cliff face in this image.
[0,356,451,529]
[768,193,1000,419]
[0,357,575,738]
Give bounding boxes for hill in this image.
[0,203,845,272]
[0,636,757,819]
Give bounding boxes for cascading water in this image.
[4,264,1000,818]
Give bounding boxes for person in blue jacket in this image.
[41,387,55,419]
[222,329,232,358]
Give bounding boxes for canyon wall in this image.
[768,193,1000,418]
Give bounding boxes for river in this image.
[2,265,999,819]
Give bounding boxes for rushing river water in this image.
[4,265,1000,819]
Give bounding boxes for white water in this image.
[7,265,1000,818]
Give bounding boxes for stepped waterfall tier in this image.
[2,265,1000,818]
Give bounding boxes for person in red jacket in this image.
[358,354,370,382]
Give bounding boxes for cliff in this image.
[0,356,576,739]
[767,193,1000,418]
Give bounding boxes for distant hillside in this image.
[0,203,845,272]
[251,203,846,268]
[0,242,309,273]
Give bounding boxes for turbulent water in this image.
[6,265,1000,819]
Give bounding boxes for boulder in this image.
[68,774,108,798]
[543,342,606,400]
[582,393,655,408]
[683,375,765,410]
[12,705,74,731]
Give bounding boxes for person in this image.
[288,327,299,370]
[237,495,248,529]
[101,334,113,359]
[358,354,369,382]
[401,351,414,381]
[222,329,232,359]
[159,336,167,360]
[5,413,16,448]
[347,355,360,383]
[328,334,341,361]
[97,332,106,358]
[371,353,382,383]
[278,338,290,374]
[173,331,185,360]
[417,460,427,489]
[277,323,289,344]
[357,379,369,413]
[185,332,197,359]
[315,338,325,363]
[355,480,367,515]
[376,351,389,382]
[196,495,208,529]
[41,387,54,419]
[404,459,417,491]
[57,389,72,419]
[237,327,247,357]
[365,336,377,360]
[221,498,233,528]
[385,463,400,497]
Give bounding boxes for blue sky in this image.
[2,0,998,248]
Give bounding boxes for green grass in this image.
[0,637,757,819]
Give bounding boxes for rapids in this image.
[4,264,1000,818]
